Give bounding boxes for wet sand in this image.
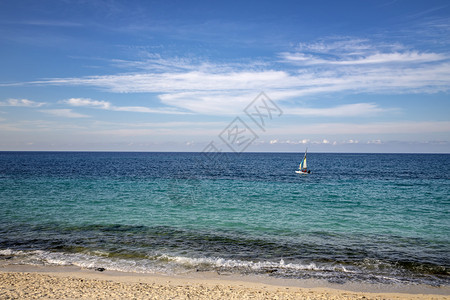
[0,265,449,299]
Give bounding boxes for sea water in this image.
[0,152,448,286]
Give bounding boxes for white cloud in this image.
[158,91,263,114]
[0,98,45,107]
[46,70,292,94]
[295,37,408,56]
[0,120,88,132]
[64,98,188,114]
[25,55,449,113]
[88,127,219,137]
[111,55,265,73]
[112,106,185,114]
[5,20,83,27]
[264,138,337,145]
[112,54,271,75]
[92,120,225,128]
[286,103,386,117]
[66,98,111,109]
[344,139,359,144]
[272,121,450,135]
[296,38,371,53]
[280,51,446,65]
[4,38,450,116]
[367,139,382,144]
[40,109,90,118]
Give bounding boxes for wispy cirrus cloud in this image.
[0,98,46,107]
[111,53,269,73]
[93,120,226,128]
[272,121,450,135]
[22,56,449,96]
[286,103,387,117]
[40,109,90,118]
[64,97,189,114]
[41,70,291,93]
[87,127,220,137]
[294,37,404,54]
[281,37,448,68]
[28,52,450,91]
[3,38,450,116]
[279,51,447,65]
[158,92,389,116]
[2,20,83,27]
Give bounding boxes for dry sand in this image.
[0,266,449,299]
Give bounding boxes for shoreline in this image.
[1,265,449,299]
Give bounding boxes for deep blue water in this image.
[0,152,449,285]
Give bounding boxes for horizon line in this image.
[0,150,448,154]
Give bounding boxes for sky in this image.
[0,0,449,152]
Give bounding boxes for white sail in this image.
[301,149,307,170]
[296,148,309,173]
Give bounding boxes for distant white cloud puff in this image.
[65,98,111,109]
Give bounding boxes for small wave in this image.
[0,249,45,257]
[1,248,448,286]
[0,249,162,274]
[0,248,352,275]
[159,255,353,273]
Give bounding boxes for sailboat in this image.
[295,149,310,174]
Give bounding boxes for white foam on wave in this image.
[0,249,45,257]
[1,248,357,278]
[0,249,15,256]
[0,249,437,285]
[0,248,162,274]
[158,254,354,274]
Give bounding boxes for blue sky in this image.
[0,0,449,152]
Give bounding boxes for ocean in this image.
[0,152,449,286]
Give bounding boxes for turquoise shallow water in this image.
[0,152,449,285]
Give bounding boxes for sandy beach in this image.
[1,265,449,299]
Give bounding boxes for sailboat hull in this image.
[295,170,309,174]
